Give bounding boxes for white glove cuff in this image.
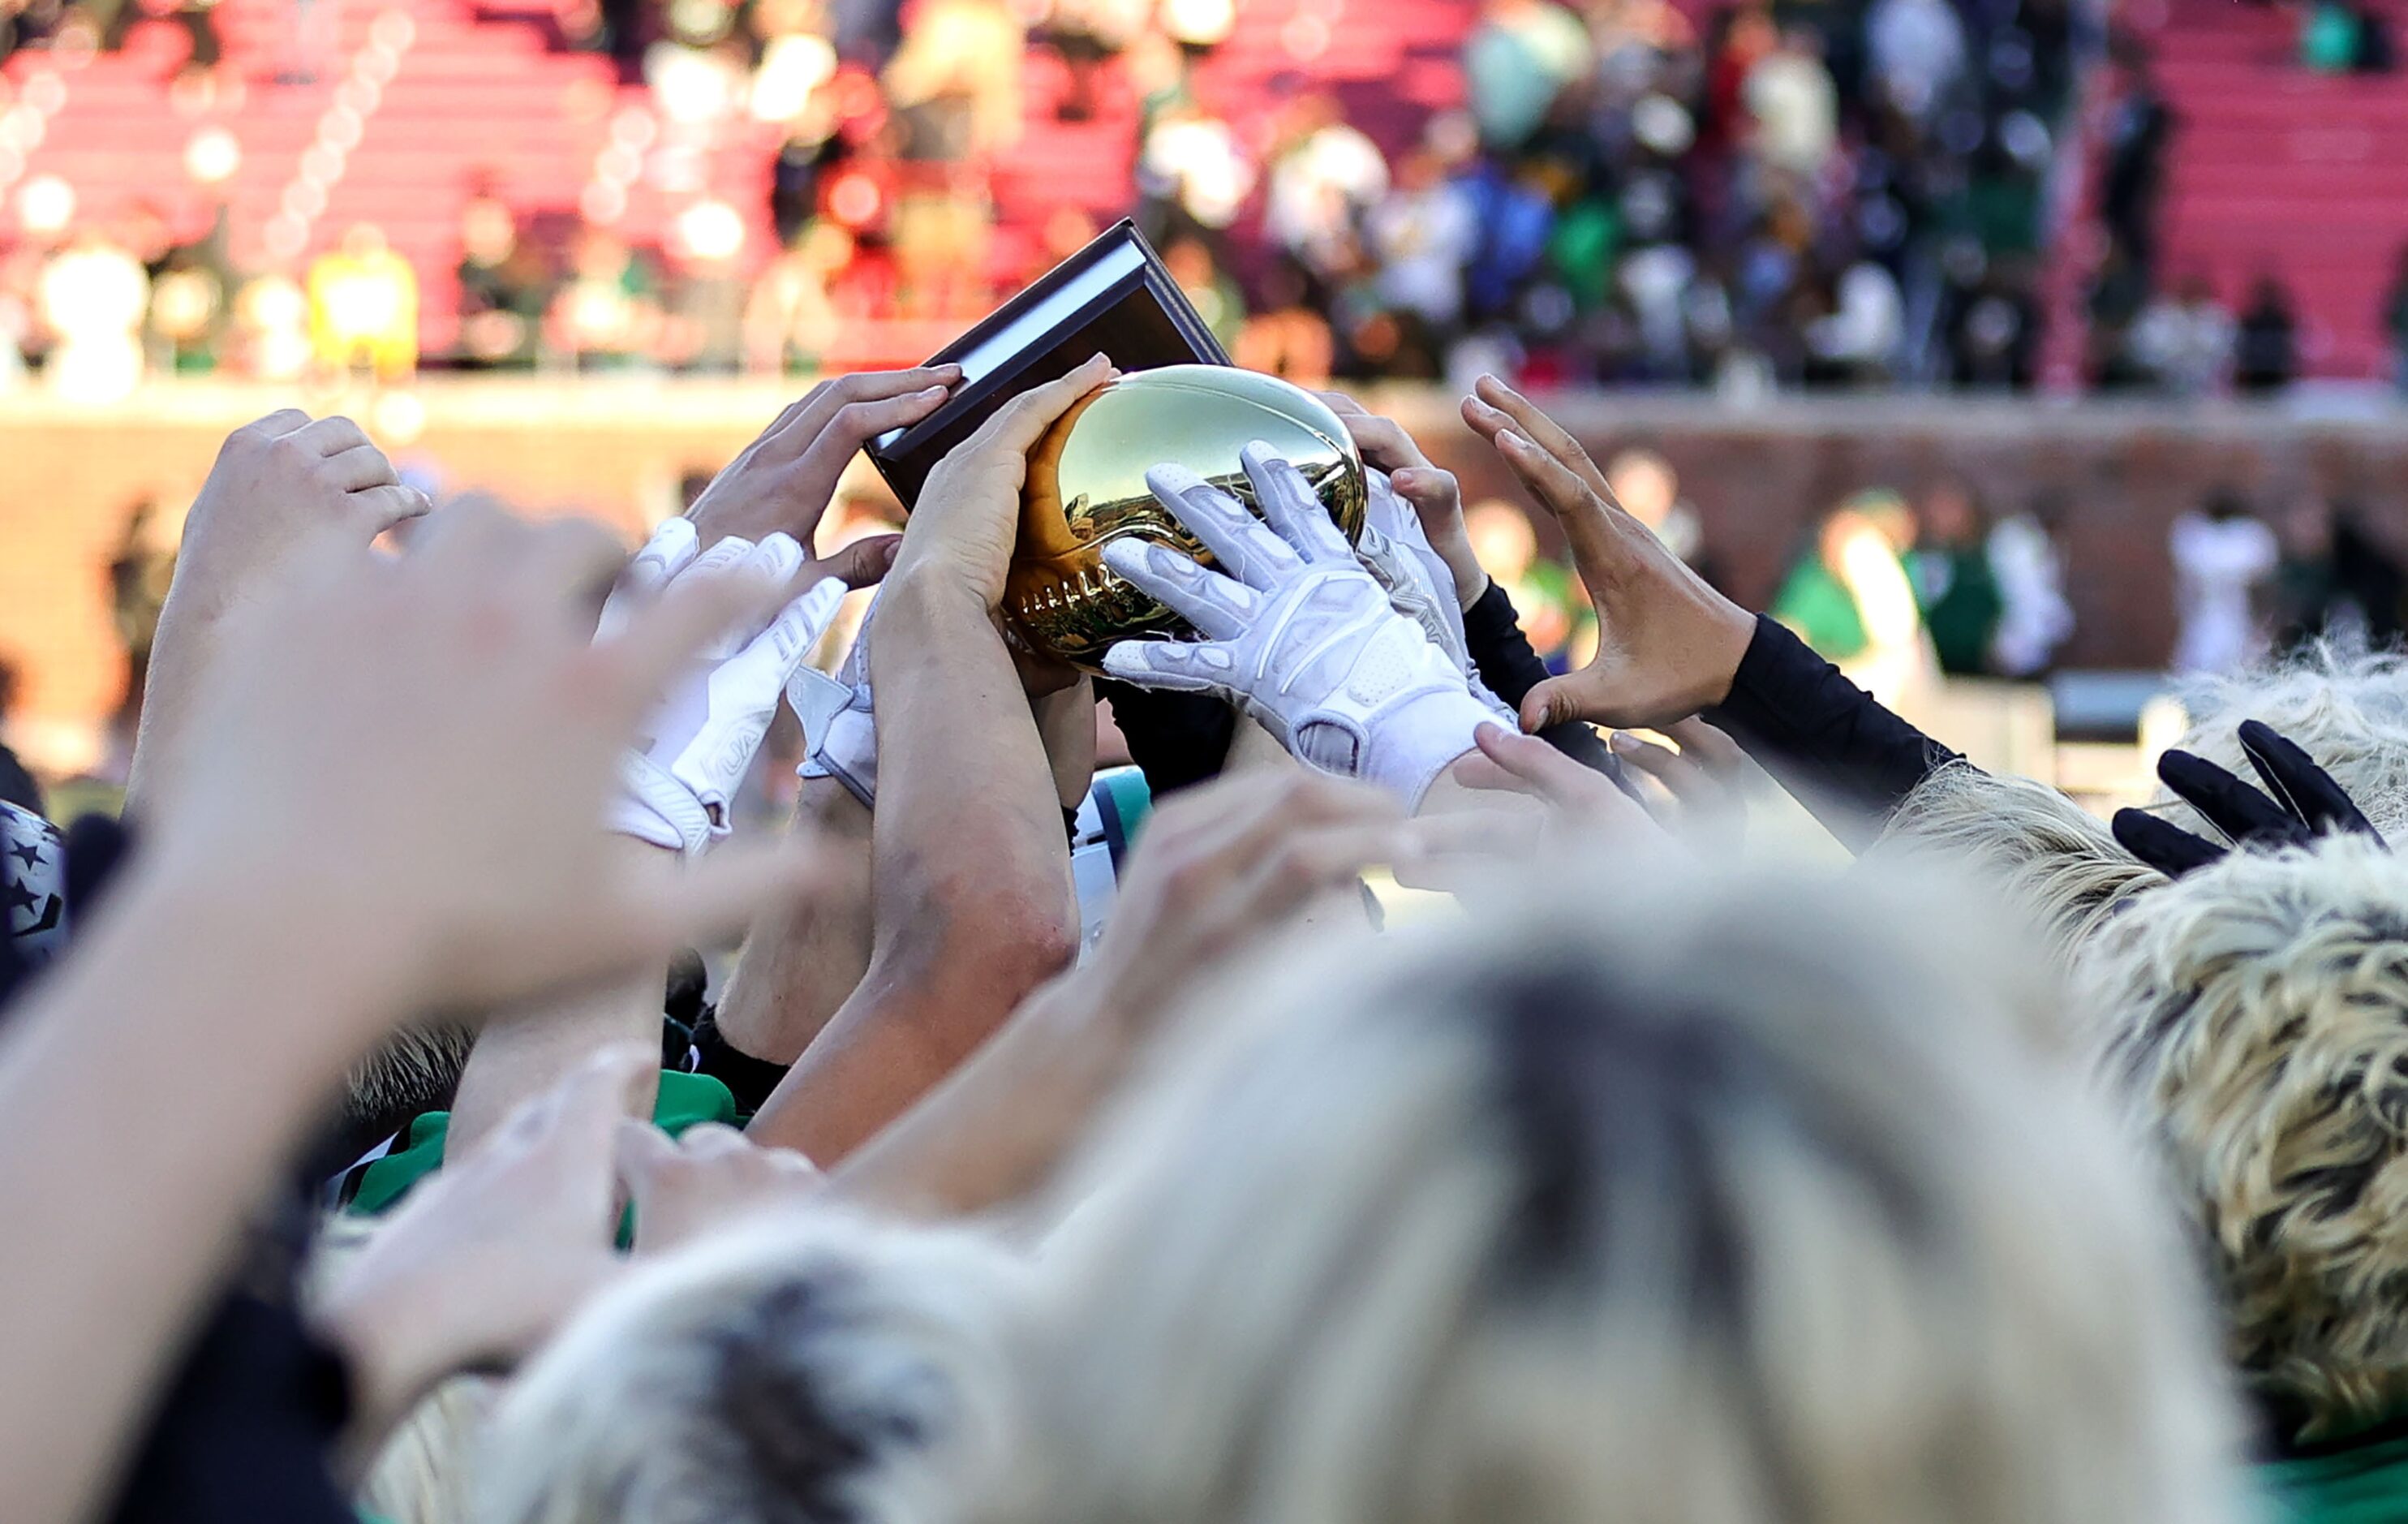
[609,751,718,857]
[803,707,879,809]
[1361,687,1498,808]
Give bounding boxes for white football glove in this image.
[788,588,879,808]
[604,518,849,857]
[1099,443,1495,807]
[1355,466,1513,719]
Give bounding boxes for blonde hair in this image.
[2169,643,2408,842]
[2081,833,2408,1437]
[991,859,2245,1524]
[478,1212,1022,1524]
[1880,646,2408,966]
[1880,763,2158,957]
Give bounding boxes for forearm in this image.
[711,780,876,1066]
[834,977,1124,1218]
[0,866,394,1524]
[445,975,659,1160]
[123,592,232,819]
[444,837,669,1157]
[748,573,1076,1162]
[1702,613,1964,850]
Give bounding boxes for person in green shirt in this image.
[1907,477,2006,678]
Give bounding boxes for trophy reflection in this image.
[1008,366,1369,672]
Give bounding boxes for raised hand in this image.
[169,410,431,618]
[1321,392,1486,609]
[1099,444,1495,807]
[617,1119,823,1257]
[312,1044,653,1469]
[1610,719,1752,848]
[1460,375,1755,733]
[602,519,861,857]
[1453,722,1656,834]
[684,364,957,568]
[144,494,834,1022]
[890,353,1117,611]
[2112,720,2385,879]
[129,411,432,812]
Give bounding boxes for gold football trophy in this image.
[1007,366,1369,671]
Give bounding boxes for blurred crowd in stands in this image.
[0,0,2090,394]
[7,0,2408,396]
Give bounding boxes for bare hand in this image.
[1071,769,1417,1037]
[314,1044,651,1459]
[685,365,959,579]
[144,496,835,1023]
[617,1120,823,1257]
[1610,718,1751,849]
[1321,392,1486,608]
[169,411,431,621]
[891,354,1117,612]
[1452,722,1659,836]
[1460,376,1755,732]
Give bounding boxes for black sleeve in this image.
[1458,581,1619,775]
[1093,679,1236,797]
[107,1289,357,1524]
[1702,614,1963,850]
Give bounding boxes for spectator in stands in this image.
[2169,491,2279,675]
[1743,25,1838,185]
[1987,493,2075,678]
[1262,92,1390,286]
[1232,256,1335,386]
[2233,273,2299,395]
[1464,0,1592,152]
[2271,490,2406,652]
[307,223,419,381]
[664,200,751,373]
[1464,497,1580,660]
[1604,446,1712,583]
[1866,0,1966,123]
[37,226,147,403]
[1158,233,1245,351]
[1908,477,2005,678]
[146,208,233,376]
[454,190,551,371]
[1134,101,1255,244]
[1772,492,1935,706]
[2098,39,2174,280]
[2127,270,2234,398]
[880,0,1017,317]
[1030,0,1149,121]
[1364,144,1478,338]
[744,222,854,372]
[2300,0,2366,73]
[549,224,664,370]
[230,268,312,381]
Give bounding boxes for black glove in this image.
[2112,720,2384,879]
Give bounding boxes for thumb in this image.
[1519,678,1573,734]
[818,533,902,590]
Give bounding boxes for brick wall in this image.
[8,379,2407,771]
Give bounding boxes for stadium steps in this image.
[2135,0,2408,379]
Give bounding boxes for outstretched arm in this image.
[746,357,1119,1164]
[1459,375,1960,848]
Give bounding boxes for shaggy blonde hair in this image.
[989,859,2246,1524]
[2169,643,2408,842]
[477,1212,1022,1524]
[1881,646,2408,966]
[2081,832,2408,1438]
